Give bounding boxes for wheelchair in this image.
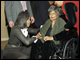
[50,38,79,59]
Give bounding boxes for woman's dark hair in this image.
[15,10,30,28]
[48,6,64,16]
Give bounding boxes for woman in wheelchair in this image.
[52,1,79,58]
[30,1,79,59]
[2,11,39,59]
[30,6,66,59]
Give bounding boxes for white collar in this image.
[21,28,28,37]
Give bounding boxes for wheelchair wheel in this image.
[62,38,78,59]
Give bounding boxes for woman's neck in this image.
[51,19,56,28]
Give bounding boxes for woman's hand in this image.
[44,36,54,41]
[36,32,42,39]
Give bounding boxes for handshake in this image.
[32,32,54,43]
[32,32,42,43]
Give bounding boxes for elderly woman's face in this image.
[27,17,31,27]
[49,11,58,21]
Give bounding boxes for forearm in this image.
[53,30,68,41]
[15,29,36,46]
[22,37,36,46]
[28,28,39,34]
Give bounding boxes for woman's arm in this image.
[53,28,78,41]
[14,28,36,46]
[28,27,39,35]
[44,36,54,41]
[36,32,42,39]
[53,30,68,40]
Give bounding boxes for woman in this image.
[30,6,66,59]
[2,11,38,59]
[48,1,79,46]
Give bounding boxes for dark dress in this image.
[30,25,58,59]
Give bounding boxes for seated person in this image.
[2,10,39,59]
[30,6,66,59]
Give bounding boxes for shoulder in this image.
[46,19,51,22]
[43,19,51,24]
[56,17,66,27]
[58,17,66,23]
[12,26,21,33]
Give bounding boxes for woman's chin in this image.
[50,19,54,21]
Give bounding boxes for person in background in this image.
[53,1,79,36]
[48,1,54,6]
[5,1,35,36]
[30,1,50,28]
[2,11,38,59]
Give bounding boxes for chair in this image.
[50,38,79,59]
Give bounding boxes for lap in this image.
[30,40,58,59]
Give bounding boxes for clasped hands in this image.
[36,32,54,41]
